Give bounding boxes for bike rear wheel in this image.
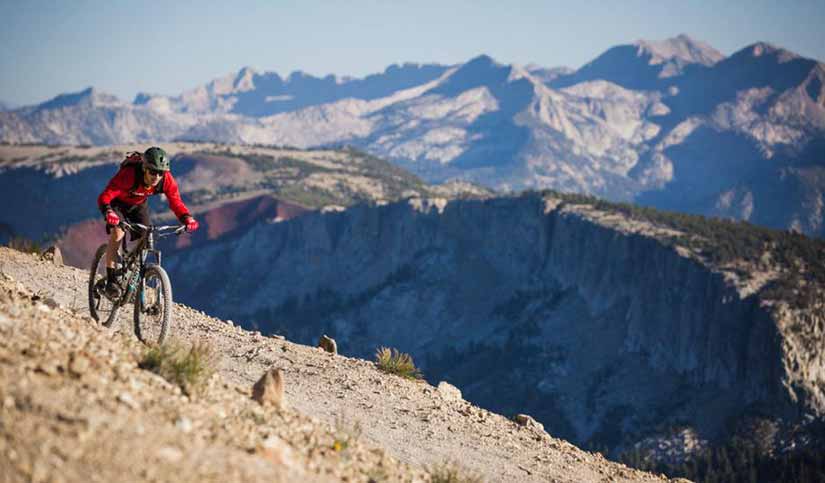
[134,264,172,345]
[88,243,120,327]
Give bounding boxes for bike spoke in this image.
[135,268,169,345]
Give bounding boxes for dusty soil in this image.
[0,247,676,482]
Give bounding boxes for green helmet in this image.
[143,146,170,171]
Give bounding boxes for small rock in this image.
[156,445,183,463]
[36,360,61,376]
[318,334,337,354]
[175,416,193,433]
[44,297,60,309]
[0,313,12,331]
[68,352,91,377]
[514,413,545,432]
[252,368,285,409]
[226,319,234,326]
[259,435,301,473]
[40,245,63,266]
[117,392,139,410]
[436,381,462,401]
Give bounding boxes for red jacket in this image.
[98,165,191,221]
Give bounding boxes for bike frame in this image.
[116,222,184,305]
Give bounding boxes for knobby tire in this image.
[88,243,120,327]
[134,264,172,346]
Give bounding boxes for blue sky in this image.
[1,0,824,106]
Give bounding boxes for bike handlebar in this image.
[119,220,187,237]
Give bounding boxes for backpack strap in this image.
[120,151,143,168]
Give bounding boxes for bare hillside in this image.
[0,247,671,483]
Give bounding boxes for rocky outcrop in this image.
[252,368,286,409]
[164,193,824,454]
[318,335,337,354]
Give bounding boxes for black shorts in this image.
[106,200,151,241]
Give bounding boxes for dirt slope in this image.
[0,247,675,483]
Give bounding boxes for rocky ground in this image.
[0,247,679,482]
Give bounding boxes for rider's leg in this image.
[105,225,125,287]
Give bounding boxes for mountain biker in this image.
[97,146,199,298]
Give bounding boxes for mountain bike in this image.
[88,221,186,345]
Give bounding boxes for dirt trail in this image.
[0,247,674,483]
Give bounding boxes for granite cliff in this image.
[161,192,825,457]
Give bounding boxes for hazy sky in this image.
[2,0,824,106]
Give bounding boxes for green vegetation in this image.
[374,347,423,380]
[332,416,362,453]
[138,341,215,396]
[244,266,417,342]
[621,443,825,483]
[427,462,484,483]
[188,147,427,209]
[276,183,345,208]
[541,189,825,308]
[7,236,41,254]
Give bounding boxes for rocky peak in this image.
[430,54,532,96]
[526,65,575,84]
[735,41,801,63]
[635,33,724,67]
[233,66,258,91]
[694,41,820,106]
[37,87,122,111]
[286,70,315,83]
[806,63,825,106]
[550,35,723,89]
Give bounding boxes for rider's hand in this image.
[105,210,120,226]
[185,217,199,233]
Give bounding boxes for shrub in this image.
[374,346,423,380]
[7,236,41,254]
[428,462,483,483]
[332,415,362,453]
[139,340,215,396]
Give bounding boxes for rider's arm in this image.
[97,167,134,215]
[162,173,192,222]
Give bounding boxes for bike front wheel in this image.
[134,264,172,345]
[89,243,120,327]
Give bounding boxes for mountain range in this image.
[2,34,825,239]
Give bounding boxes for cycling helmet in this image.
[143,146,170,171]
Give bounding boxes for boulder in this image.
[318,334,337,354]
[514,413,545,432]
[252,368,285,409]
[436,381,462,401]
[40,245,63,266]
